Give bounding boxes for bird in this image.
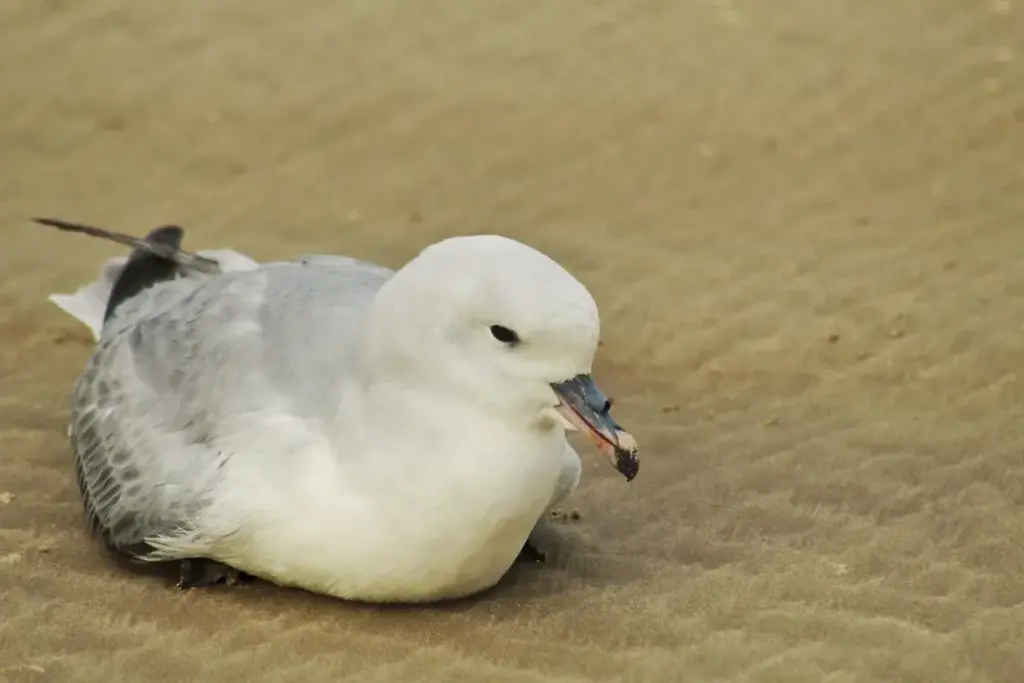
[35,217,640,604]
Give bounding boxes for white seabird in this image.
[37,217,639,604]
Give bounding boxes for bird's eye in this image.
[489,325,520,346]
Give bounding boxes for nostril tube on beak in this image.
[551,375,639,481]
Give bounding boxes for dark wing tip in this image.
[32,216,76,229]
[31,216,221,276]
[144,225,186,249]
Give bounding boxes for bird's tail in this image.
[34,217,258,341]
[47,255,130,342]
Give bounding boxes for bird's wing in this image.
[70,259,394,557]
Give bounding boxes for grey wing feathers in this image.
[69,260,393,557]
[70,367,216,556]
[296,254,394,277]
[70,377,227,557]
[36,217,398,555]
[70,290,231,556]
[71,272,275,556]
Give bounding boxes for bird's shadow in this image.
[109,516,651,616]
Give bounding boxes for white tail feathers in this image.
[48,249,260,342]
[48,256,129,342]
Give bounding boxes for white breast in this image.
[190,414,566,603]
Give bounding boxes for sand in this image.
[1,1,1022,681]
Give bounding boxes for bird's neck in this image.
[332,378,559,488]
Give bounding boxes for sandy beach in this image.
[1,1,1022,681]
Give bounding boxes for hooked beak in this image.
[551,374,639,481]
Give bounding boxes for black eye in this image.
[489,325,520,345]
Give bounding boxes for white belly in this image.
[197,434,566,603]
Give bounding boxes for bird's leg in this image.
[516,540,547,563]
[177,558,253,590]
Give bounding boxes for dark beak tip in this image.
[615,450,640,482]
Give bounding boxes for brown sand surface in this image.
[2,1,1023,681]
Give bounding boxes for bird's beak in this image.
[551,374,639,481]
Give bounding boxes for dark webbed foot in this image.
[177,558,253,590]
[516,540,547,563]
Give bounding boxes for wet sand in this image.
[1,1,1022,681]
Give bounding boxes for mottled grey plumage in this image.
[57,222,393,559]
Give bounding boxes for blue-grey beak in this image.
[551,374,639,481]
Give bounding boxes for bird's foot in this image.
[516,540,547,563]
[176,558,253,590]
